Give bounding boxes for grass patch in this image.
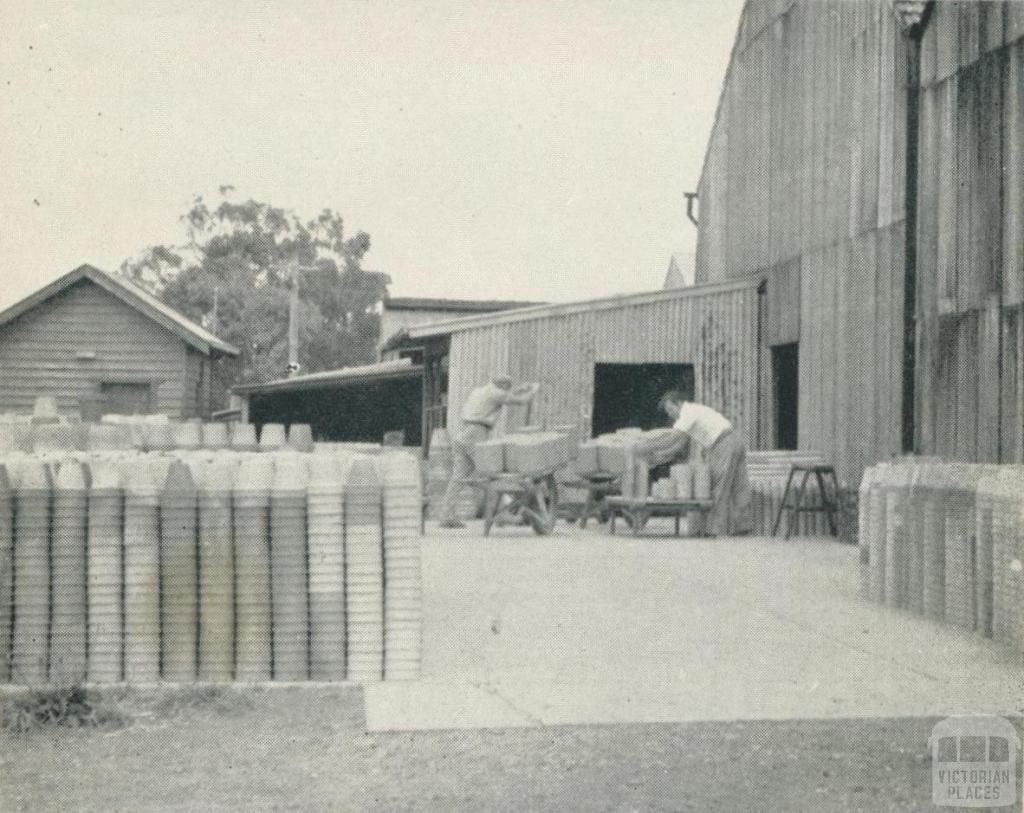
[1,687,128,734]
[145,685,256,719]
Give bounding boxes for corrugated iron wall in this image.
[916,3,1024,464]
[693,0,1024,483]
[694,0,909,486]
[446,283,762,445]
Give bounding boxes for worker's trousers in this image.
[706,430,754,536]
[439,422,490,523]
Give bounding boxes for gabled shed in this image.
[0,264,239,418]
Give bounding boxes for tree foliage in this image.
[120,190,389,398]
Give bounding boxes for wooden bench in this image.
[604,496,714,537]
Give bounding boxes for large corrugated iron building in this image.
[695,0,1023,484]
[399,278,764,449]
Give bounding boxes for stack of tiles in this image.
[87,422,133,451]
[866,462,889,605]
[882,464,913,610]
[32,423,78,453]
[146,422,176,452]
[197,458,236,681]
[161,461,199,681]
[173,421,202,450]
[230,422,258,452]
[233,456,274,680]
[857,466,877,599]
[287,424,315,453]
[991,467,1024,650]
[620,449,650,500]
[572,441,600,476]
[596,437,630,475]
[259,423,287,451]
[307,455,346,681]
[650,479,676,500]
[0,465,11,682]
[124,459,161,682]
[344,458,384,682]
[270,455,310,681]
[50,460,88,685]
[0,423,16,454]
[920,463,948,620]
[671,464,693,499]
[11,460,51,685]
[942,464,983,629]
[903,465,926,615]
[382,453,423,681]
[201,422,229,450]
[974,469,1000,638]
[471,438,506,475]
[87,460,124,683]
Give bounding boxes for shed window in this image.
[100,382,153,415]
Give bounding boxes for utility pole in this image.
[283,259,319,378]
[211,286,220,335]
[287,260,300,377]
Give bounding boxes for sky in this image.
[0,0,743,309]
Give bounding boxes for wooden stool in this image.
[772,464,840,539]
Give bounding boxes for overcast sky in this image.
[0,0,743,308]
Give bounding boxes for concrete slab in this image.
[365,522,1024,731]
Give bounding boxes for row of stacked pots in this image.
[859,459,1024,652]
[0,447,422,687]
[0,419,315,455]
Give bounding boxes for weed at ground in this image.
[1,687,128,734]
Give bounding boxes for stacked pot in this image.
[233,456,274,680]
[382,453,424,681]
[124,458,162,682]
[161,461,199,681]
[307,455,346,681]
[270,455,309,680]
[0,464,12,682]
[11,460,51,685]
[87,459,124,683]
[344,458,384,682]
[50,460,88,685]
[991,467,1024,650]
[197,458,236,681]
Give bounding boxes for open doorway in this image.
[591,363,695,437]
[772,343,799,450]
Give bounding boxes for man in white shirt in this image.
[635,391,753,536]
[438,374,540,529]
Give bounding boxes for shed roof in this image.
[385,296,544,312]
[233,358,422,395]
[0,264,239,357]
[404,276,761,339]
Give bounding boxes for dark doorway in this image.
[772,343,799,450]
[591,363,695,436]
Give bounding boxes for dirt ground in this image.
[0,686,991,812]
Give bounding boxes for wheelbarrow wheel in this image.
[526,475,558,535]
